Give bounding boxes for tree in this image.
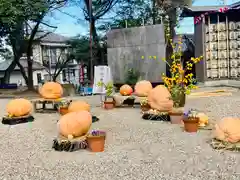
[42,48,74,82]
[0,0,66,90]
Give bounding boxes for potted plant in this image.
[97,81,114,109]
[140,98,150,112]
[169,106,184,124]
[183,109,199,133]
[57,100,72,115]
[86,130,106,152]
[158,36,202,123]
[161,36,203,108]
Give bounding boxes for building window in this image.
[42,46,57,65]
[72,69,75,77]
[50,48,57,64]
[37,73,42,84]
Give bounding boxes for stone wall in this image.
[107,24,166,83]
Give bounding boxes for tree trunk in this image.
[152,0,156,25]
[16,59,28,85]
[27,56,34,90]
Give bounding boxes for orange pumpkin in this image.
[214,117,240,143]
[58,111,92,138]
[68,101,90,113]
[147,85,173,112]
[134,80,153,97]
[197,113,209,127]
[39,82,63,99]
[6,98,32,117]
[120,84,133,96]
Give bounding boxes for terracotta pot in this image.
[87,135,106,152]
[183,117,199,132]
[104,101,114,110]
[141,104,150,112]
[170,113,183,124]
[59,107,68,115]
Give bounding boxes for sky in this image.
[50,0,240,37]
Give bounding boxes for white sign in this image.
[92,65,113,94]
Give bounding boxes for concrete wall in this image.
[107,24,166,83]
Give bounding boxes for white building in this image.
[0,32,81,86]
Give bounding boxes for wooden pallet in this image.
[31,98,66,113]
[2,114,34,125]
[52,135,88,152]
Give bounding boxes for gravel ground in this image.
[0,87,240,180]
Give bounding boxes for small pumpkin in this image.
[197,113,209,127]
[6,98,32,117]
[39,82,63,99]
[58,111,92,138]
[147,85,173,112]
[214,117,240,143]
[68,101,90,113]
[134,80,153,97]
[120,84,133,96]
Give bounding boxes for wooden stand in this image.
[209,138,240,152]
[142,110,170,121]
[52,135,88,152]
[2,114,34,125]
[113,93,136,107]
[31,98,66,113]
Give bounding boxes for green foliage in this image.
[97,81,114,97]
[124,68,140,85]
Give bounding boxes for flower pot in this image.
[170,113,183,124]
[104,101,114,109]
[183,117,199,132]
[87,135,106,152]
[59,107,68,115]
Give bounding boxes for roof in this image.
[181,0,240,18]
[35,32,70,43]
[181,5,225,17]
[0,59,45,71]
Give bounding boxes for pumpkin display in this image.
[119,84,133,96]
[68,101,91,113]
[39,82,63,99]
[6,98,32,117]
[213,117,240,143]
[134,80,153,97]
[58,111,92,138]
[197,113,209,127]
[147,85,173,112]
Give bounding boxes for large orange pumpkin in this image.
[68,101,90,113]
[120,84,133,96]
[214,117,240,143]
[6,98,32,117]
[39,82,63,99]
[58,111,92,138]
[147,85,173,112]
[134,80,153,97]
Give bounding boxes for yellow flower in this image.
[149,56,152,59]
[141,56,145,59]
[153,56,156,59]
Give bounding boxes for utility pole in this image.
[89,0,93,85]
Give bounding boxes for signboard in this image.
[92,66,113,94]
